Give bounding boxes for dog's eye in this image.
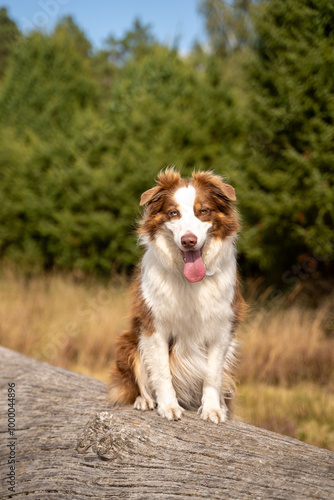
[199,208,210,215]
[169,210,179,218]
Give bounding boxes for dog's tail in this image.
[109,330,140,405]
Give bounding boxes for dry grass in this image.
[236,383,334,450]
[237,298,334,388]
[235,288,334,450]
[0,270,128,381]
[0,270,333,450]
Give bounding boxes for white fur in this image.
[137,185,238,423]
[165,185,211,251]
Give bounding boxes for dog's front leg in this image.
[200,330,231,424]
[139,332,183,420]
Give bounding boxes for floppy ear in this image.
[208,175,236,202]
[193,171,236,202]
[140,168,181,206]
[140,186,162,206]
[218,182,236,202]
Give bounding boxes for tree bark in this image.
[0,346,333,499]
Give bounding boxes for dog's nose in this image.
[181,233,198,250]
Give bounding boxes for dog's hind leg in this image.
[109,330,140,406]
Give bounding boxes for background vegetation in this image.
[0,0,333,280]
[0,1,333,450]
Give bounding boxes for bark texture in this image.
[0,346,333,499]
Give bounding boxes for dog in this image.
[109,169,245,423]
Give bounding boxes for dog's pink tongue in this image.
[183,250,206,283]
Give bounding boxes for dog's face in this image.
[139,170,239,282]
[165,184,211,252]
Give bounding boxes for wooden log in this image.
[0,346,333,499]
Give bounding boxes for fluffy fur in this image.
[109,169,246,423]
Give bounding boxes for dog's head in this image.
[139,169,239,282]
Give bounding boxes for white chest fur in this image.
[138,233,237,412]
[141,233,237,339]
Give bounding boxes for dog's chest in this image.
[141,259,235,340]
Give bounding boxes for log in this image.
[0,346,333,499]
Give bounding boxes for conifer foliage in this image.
[0,3,333,281]
[240,0,334,277]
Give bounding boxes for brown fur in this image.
[109,273,155,405]
[232,274,248,331]
[109,330,140,404]
[192,171,240,240]
[139,169,186,241]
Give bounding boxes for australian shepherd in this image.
[109,169,245,423]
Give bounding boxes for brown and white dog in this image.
[109,169,245,423]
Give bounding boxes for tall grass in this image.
[0,271,128,380]
[237,298,334,388]
[0,271,333,450]
[237,383,334,450]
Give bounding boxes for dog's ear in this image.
[140,168,181,206]
[193,171,236,202]
[214,182,236,202]
[140,186,163,206]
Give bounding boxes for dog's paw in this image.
[157,401,183,421]
[133,395,155,411]
[198,405,227,424]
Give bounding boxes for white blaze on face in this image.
[165,185,211,250]
[164,185,212,283]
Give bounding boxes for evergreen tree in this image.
[0,26,97,139]
[0,7,20,79]
[0,24,243,275]
[104,18,156,65]
[54,15,92,57]
[241,0,334,278]
[90,18,156,105]
[84,44,243,272]
[4,4,332,282]
[0,21,104,273]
